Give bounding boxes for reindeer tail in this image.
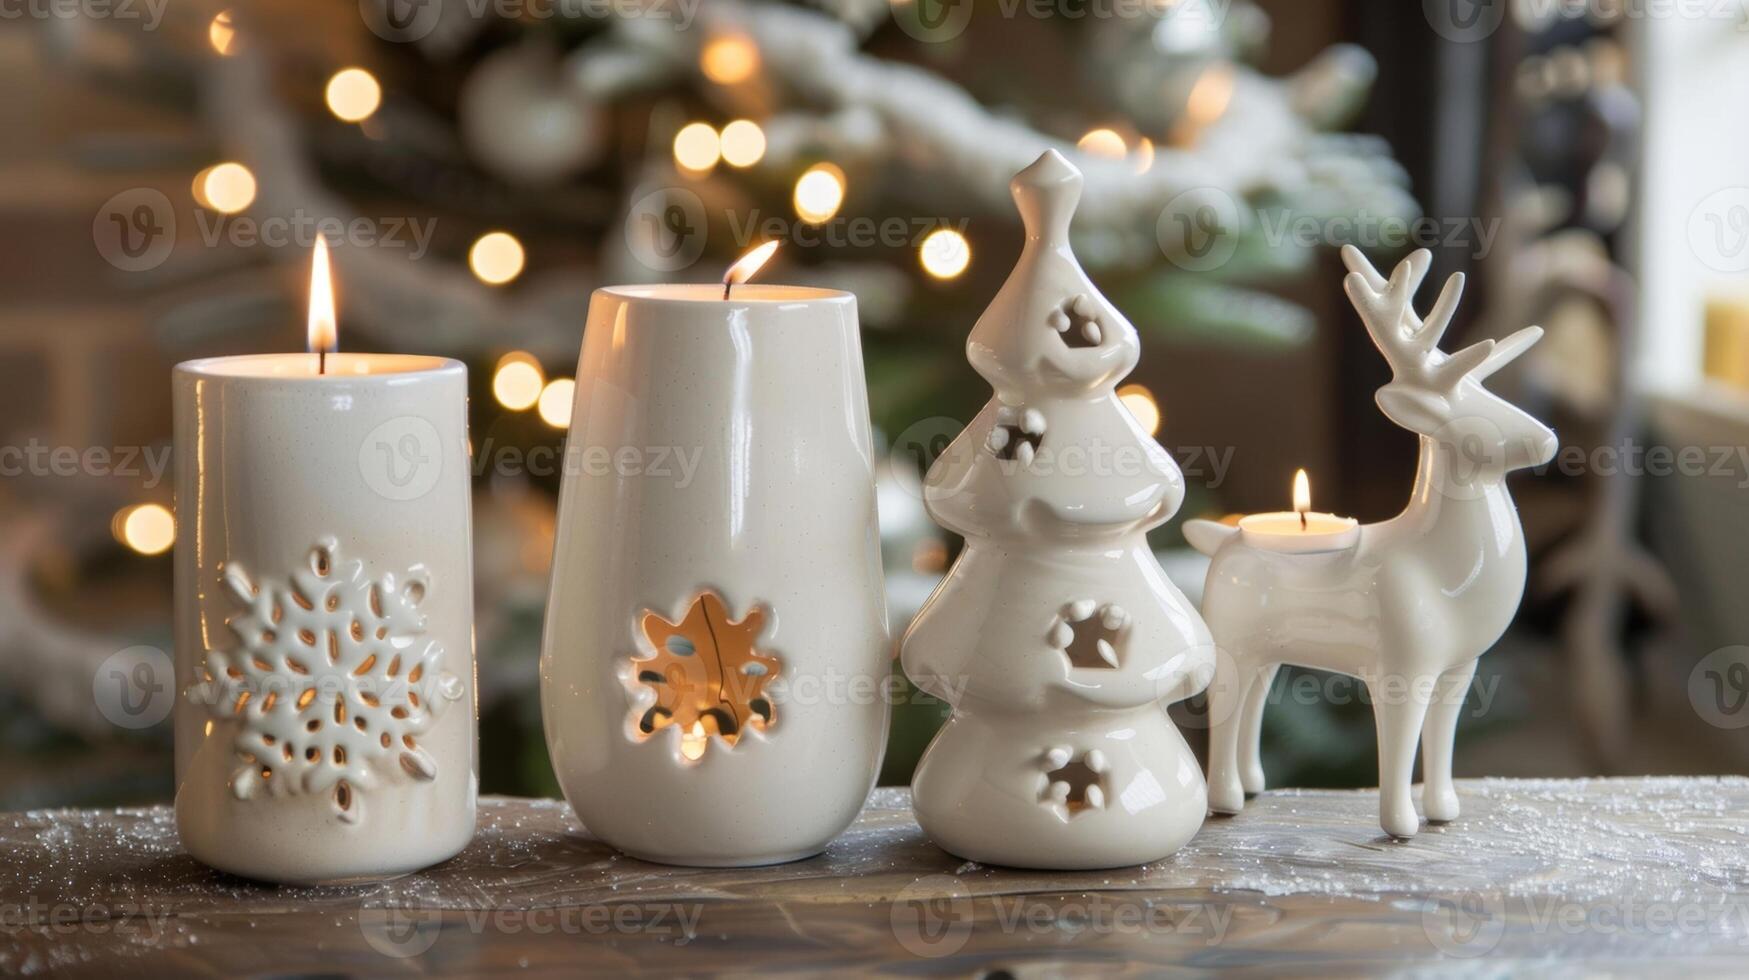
[1182,519,1240,557]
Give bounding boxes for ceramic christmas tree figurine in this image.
[900,149,1214,870]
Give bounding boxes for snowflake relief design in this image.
[197,538,463,825]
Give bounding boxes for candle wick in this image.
[319,350,326,375]
[1299,509,1308,531]
[723,281,732,301]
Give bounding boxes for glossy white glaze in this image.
[1186,246,1558,839]
[172,356,477,884]
[901,150,1212,870]
[540,285,890,867]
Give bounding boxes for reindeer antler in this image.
[1341,245,1494,393]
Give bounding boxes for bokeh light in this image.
[469,231,525,286]
[1118,383,1161,436]
[492,353,544,411]
[919,228,971,280]
[673,122,721,173]
[325,67,382,123]
[719,119,766,168]
[793,163,846,224]
[538,378,575,429]
[116,504,175,556]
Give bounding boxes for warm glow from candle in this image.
[700,34,759,85]
[308,238,337,358]
[208,10,235,55]
[1118,383,1161,436]
[719,119,766,168]
[919,228,971,279]
[538,378,575,429]
[492,352,544,411]
[325,67,382,123]
[680,721,708,761]
[1077,128,1127,159]
[723,240,781,291]
[116,503,175,556]
[1293,469,1311,517]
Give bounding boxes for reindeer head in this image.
[1342,246,1557,478]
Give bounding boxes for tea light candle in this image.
[1237,469,1359,554]
[171,240,476,885]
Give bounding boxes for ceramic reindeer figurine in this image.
[1184,245,1558,839]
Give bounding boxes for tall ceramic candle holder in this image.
[1184,246,1558,839]
[899,149,1214,870]
[172,353,477,884]
[541,282,890,867]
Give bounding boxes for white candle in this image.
[171,242,476,884]
[1238,469,1360,554]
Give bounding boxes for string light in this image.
[919,228,971,279]
[469,231,525,285]
[198,162,256,214]
[719,119,766,168]
[538,378,575,429]
[208,10,235,55]
[673,122,721,173]
[793,163,845,224]
[1118,383,1161,436]
[492,352,544,411]
[325,67,382,123]
[700,34,759,85]
[1077,128,1128,159]
[115,504,175,556]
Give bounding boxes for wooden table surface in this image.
[2,778,1747,976]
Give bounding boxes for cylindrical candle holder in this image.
[172,354,476,884]
[542,284,890,867]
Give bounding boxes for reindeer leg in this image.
[1371,674,1434,839]
[1238,663,1280,796]
[1206,649,1256,815]
[1420,660,1477,824]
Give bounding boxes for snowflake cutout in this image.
[1037,745,1110,818]
[988,405,1047,466]
[1046,294,1104,349]
[195,538,463,824]
[1048,599,1128,669]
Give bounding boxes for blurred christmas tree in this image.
[17,0,1414,799]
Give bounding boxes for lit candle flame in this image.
[722,240,780,299]
[308,238,337,372]
[1293,468,1311,530]
[680,720,708,761]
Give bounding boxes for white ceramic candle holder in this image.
[541,283,890,867]
[1185,246,1558,839]
[173,354,477,884]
